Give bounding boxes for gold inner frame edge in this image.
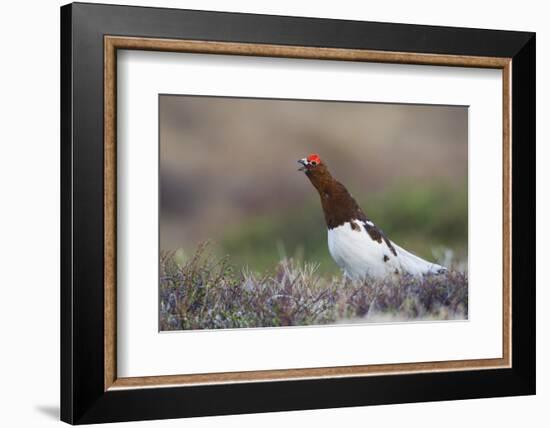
[104,36,512,391]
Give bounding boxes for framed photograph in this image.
[60,2,535,424]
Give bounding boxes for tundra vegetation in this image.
[160,242,468,331]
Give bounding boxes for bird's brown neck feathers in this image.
[305,163,367,229]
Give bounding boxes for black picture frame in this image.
[61,2,535,424]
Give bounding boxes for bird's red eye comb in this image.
[307,154,321,164]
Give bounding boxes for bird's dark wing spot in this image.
[363,221,398,256]
[383,255,390,262]
[383,237,398,257]
[363,221,383,243]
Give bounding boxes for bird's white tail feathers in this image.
[393,243,447,277]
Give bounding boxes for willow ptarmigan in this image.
[298,153,447,281]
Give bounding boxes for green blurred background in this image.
[160,95,468,275]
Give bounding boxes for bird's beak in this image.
[297,158,308,172]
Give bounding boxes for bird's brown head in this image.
[298,153,326,174]
[298,153,334,191]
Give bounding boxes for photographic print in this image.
[159,95,468,331]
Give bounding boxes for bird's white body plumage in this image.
[327,220,446,281]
